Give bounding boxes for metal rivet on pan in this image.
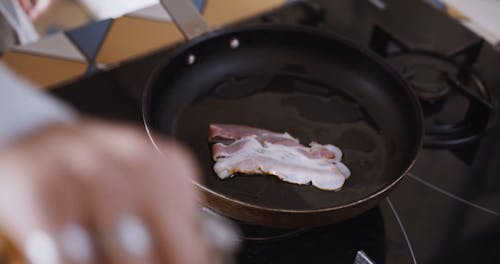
[187,54,196,65]
[230,38,240,49]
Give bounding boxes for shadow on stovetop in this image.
[236,207,387,264]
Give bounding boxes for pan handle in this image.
[159,0,211,40]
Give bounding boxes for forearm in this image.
[0,63,74,148]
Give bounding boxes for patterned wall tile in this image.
[1,51,87,89]
[2,0,286,88]
[11,32,86,62]
[66,19,113,62]
[128,4,172,22]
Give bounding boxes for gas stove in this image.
[52,1,500,263]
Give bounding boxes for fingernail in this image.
[24,230,60,264]
[117,214,152,257]
[60,224,93,263]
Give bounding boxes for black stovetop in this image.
[52,1,500,263]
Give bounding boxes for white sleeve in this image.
[0,0,39,45]
[0,63,75,148]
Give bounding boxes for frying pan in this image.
[143,0,423,228]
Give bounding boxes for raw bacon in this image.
[209,124,350,191]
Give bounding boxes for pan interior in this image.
[148,27,420,211]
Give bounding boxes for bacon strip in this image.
[209,124,300,146]
[210,124,342,161]
[209,124,351,191]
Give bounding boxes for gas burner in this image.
[388,51,480,104]
[370,26,493,150]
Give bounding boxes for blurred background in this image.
[36,0,500,49]
[35,0,157,35]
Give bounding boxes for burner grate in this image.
[370,26,493,149]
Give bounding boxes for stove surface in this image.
[52,1,500,263]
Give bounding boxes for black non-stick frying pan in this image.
[143,0,423,228]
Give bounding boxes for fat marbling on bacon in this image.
[209,124,351,191]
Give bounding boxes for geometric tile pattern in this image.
[66,19,113,61]
[0,0,286,89]
[129,4,172,22]
[11,32,86,62]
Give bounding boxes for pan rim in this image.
[142,23,424,214]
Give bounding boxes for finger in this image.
[79,120,212,263]
[17,0,34,15]
[52,138,99,264]
[142,142,215,264]
[0,157,58,263]
[0,126,101,264]
[18,122,156,263]
[44,171,95,264]
[79,120,203,221]
[79,120,214,263]
[0,152,91,264]
[78,120,176,170]
[76,146,158,264]
[79,120,202,192]
[28,0,51,19]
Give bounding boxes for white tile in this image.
[129,4,171,22]
[12,32,86,62]
[77,0,158,20]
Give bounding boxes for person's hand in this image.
[0,119,213,263]
[18,0,52,20]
